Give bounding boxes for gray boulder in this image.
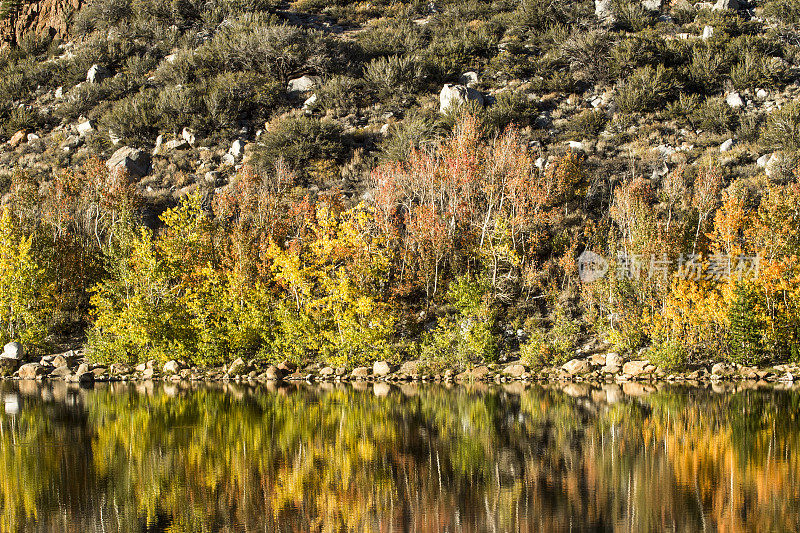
[287,75,321,94]
[595,0,614,22]
[562,359,591,375]
[399,360,422,376]
[439,84,484,113]
[713,0,744,10]
[52,352,78,368]
[2,341,23,360]
[726,92,744,108]
[622,360,652,377]
[76,119,94,137]
[277,360,297,373]
[107,147,151,178]
[164,138,188,151]
[458,71,479,87]
[18,363,47,380]
[228,139,244,159]
[163,360,183,374]
[605,353,624,367]
[373,361,392,376]
[351,367,370,379]
[264,365,286,381]
[182,127,196,146]
[227,357,247,375]
[50,366,73,378]
[719,138,734,152]
[110,363,132,375]
[504,363,528,377]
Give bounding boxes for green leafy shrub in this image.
[615,64,675,114]
[0,68,28,105]
[3,106,39,138]
[762,0,800,24]
[421,21,499,82]
[730,49,772,91]
[153,84,203,131]
[316,75,364,115]
[101,89,161,146]
[761,101,800,151]
[648,340,689,371]
[694,96,737,134]
[420,276,497,371]
[516,0,585,30]
[203,71,280,130]
[200,22,343,84]
[612,0,654,32]
[379,110,439,162]
[485,91,538,132]
[687,44,726,94]
[562,30,611,85]
[0,208,50,352]
[363,54,426,101]
[87,207,199,365]
[727,283,767,366]
[737,112,765,143]
[519,309,580,368]
[665,92,700,126]
[252,115,345,177]
[564,109,607,139]
[609,32,664,80]
[356,19,423,57]
[88,193,277,366]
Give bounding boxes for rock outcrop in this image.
[107,147,151,178]
[0,0,82,48]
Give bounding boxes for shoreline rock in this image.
[4,346,791,387]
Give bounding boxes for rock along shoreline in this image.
[1,342,797,388]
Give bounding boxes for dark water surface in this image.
[0,379,799,532]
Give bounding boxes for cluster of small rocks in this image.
[0,338,793,386]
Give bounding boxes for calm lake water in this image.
[0,379,799,532]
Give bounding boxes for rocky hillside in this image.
[1,0,799,211]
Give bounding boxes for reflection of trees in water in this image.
[0,380,97,532]
[0,381,798,531]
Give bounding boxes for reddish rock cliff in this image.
[0,0,81,47]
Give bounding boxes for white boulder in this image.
[86,64,109,84]
[182,127,196,146]
[725,92,744,108]
[76,120,94,137]
[439,83,484,113]
[2,342,23,360]
[719,138,734,152]
[458,71,479,87]
[287,75,321,94]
